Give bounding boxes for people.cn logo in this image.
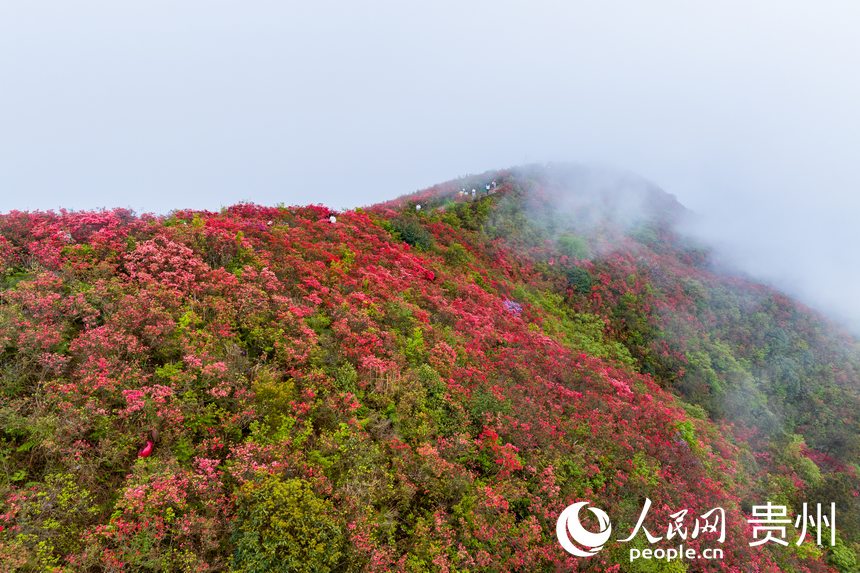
[556,502,613,557]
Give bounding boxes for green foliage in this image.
[333,362,358,393]
[512,285,634,365]
[232,475,344,573]
[391,216,434,250]
[2,268,30,290]
[776,435,822,487]
[468,390,512,427]
[401,326,426,366]
[630,223,659,247]
[306,312,333,335]
[6,473,99,570]
[631,451,661,487]
[0,409,57,485]
[557,233,590,259]
[564,265,594,295]
[678,340,778,432]
[173,436,195,462]
[443,242,472,266]
[331,247,355,272]
[441,196,494,232]
[556,454,607,493]
[382,299,417,336]
[675,420,698,451]
[828,538,858,573]
[614,291,656,360]
[252,370,297,433]
[155,360,185,382]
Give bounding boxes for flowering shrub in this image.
[0,171,855,571]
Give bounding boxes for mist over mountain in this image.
[498,163,860,338]
[677,202,860,338]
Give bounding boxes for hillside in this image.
[0,165,857,572]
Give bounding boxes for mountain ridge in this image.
[0,165,856,572]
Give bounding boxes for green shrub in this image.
[557,234,590,259]
[676,420,698,451]
[443,242,472,266]
[402,327,426,365]
[333,362,358,393]
[391,217,434,250]
[564,265,594,294]
[6,473,98,570]
[828,539,858,573]
[232,475,344,573]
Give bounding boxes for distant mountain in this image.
[0,164,856,571]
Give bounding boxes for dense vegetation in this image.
[0,165,857,571]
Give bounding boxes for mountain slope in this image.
[0,165,856,572]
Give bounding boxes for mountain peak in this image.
[0,169,857,571]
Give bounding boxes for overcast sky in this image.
[1,1,859,331]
